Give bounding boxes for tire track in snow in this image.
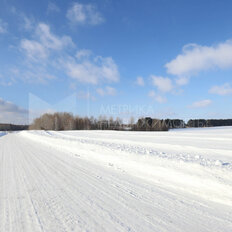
[1,133,232,232]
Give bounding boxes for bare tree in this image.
[30,112,125,131]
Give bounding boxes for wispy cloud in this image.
[76,49,92,59]
[0,73,14,86]
[10,7,35,31]
[6,65,56,84]
[20,39,48,60]
[190,99,212,108]
[64,53,120,85]
[66,2,104,25]
[18,20,120,86]
[151,75,173,93]
[47,2,60,14]
[175,76,189,86]
[20,23,74,61]
[135,76,145,86]
[96,86,116,96]
[0,19,7,34]
[22,15,34,30]
[36,23,74,50]
[209,83,232,95]
[148,90,166,103]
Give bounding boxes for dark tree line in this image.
[0,124,28,131]
[133,117,185,131]
[133,118,232,130]
[29,114,186,131]
[4,113,231,131]
[187,119,232,127]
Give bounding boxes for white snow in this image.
[1,127,232,231]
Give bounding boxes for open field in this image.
[0,127,232,232]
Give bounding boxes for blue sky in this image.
[1,0,232,124]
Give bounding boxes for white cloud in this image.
[6,62,56,84]
[76,49,92,59]
[65,54,120,84]
[19,21,120,85]
[36,23,74,50]
[97,86,116,96]
[0,98,28,124]
[166,41,232,77]
[175,76,189,86]
[22,15,34,30]
[135,76,145,86]
[151,75,173,92]
[96,88,105,96]
[190,99,212,108]
[0,19,7,34]
[47,2,60,13]
[21,69,56,84]
[21,23,74,60]
[209,83,232,95]
[148,90,166,103]
[10,7,34,31]
[66,2,104,25]
[20,39,48,60]
[0,73,14,86]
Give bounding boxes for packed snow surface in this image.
[1,127,232,232]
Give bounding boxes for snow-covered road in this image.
[1,128,232,232]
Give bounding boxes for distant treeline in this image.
[1,114,232,131]
[29,113,124,130]
[187,119,232,127]
[133,118,185,131]
[29,114,186,131]
[29,114,232,131]
[138,118,232,130]
[0,124,28,131]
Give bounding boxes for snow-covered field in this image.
[1,127,232,232]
